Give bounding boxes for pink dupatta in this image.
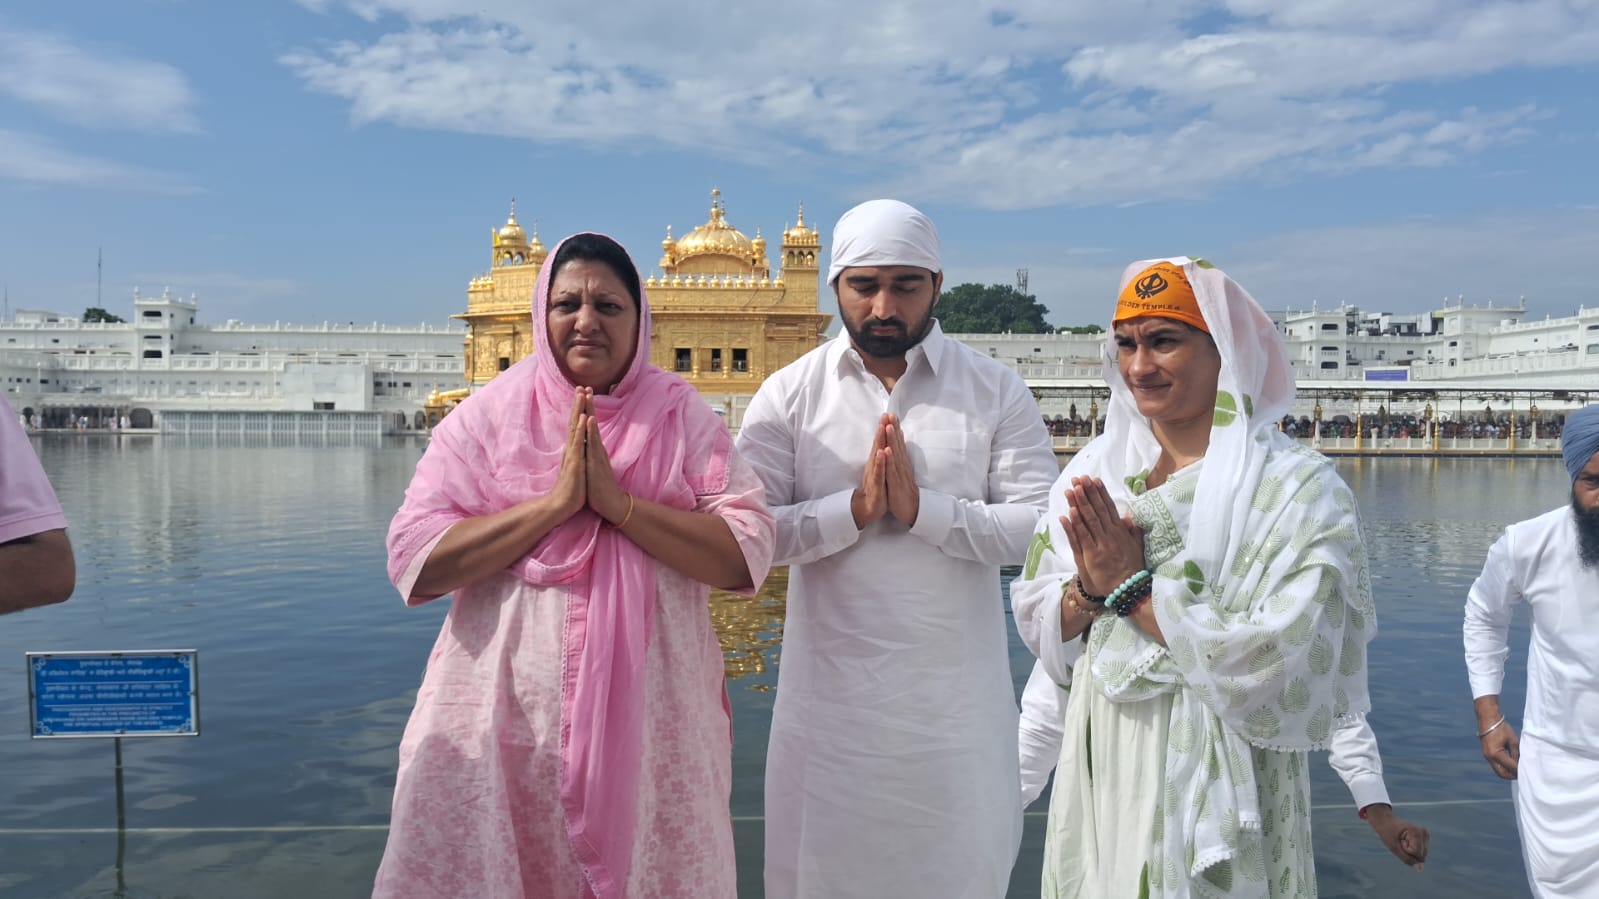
[386,234,732,896]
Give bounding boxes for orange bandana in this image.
[1114,262,1209,334]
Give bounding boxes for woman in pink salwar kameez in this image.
[376,233,775,899]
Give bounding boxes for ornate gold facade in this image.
[451,190,832,397]
[454,198,549,388]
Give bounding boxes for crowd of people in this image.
[1292,413,1570,441]
[9,199,1597,898]
[16,409,133,431]
[1053,409,1572,443]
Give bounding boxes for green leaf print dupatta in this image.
[1066,257,1376,897]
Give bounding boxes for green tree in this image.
[1059,323,1105,335]
[935,283,1053,333]
[82,307,126,323]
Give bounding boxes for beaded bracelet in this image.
[1111,580,1154,617]
[1103,569,1151,609]
[1065,578,1106,617]
[1066,593,1103,617]
[1072,575,1107,605]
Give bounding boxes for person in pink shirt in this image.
[375,233,775,899]
[1,408,75,614]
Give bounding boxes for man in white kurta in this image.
[736,199,1059,899]
[1464,404,1599,898]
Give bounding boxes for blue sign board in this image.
[27,651,199,739]
[1364,368,1410,382]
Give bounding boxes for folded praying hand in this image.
[851,413,920,529]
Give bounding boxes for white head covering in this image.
[826,199,941,286]
[1097,256,1297,573]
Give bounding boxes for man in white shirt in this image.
[1464,404,1599,898]
[736,199,1060,899]
[1016,659,1429,867]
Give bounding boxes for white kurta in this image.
[1465,505,1599,899]
[736,324,1059,899]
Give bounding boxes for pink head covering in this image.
[386,233,732,896]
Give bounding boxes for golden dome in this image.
[659,225,678,269]
[495,199,527,246]
[674,189,757,262]
[782,202,819,245]
[527,221,547,262]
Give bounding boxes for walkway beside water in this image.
[1056,434,1563,457]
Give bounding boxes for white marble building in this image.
[7,285,1598,434]
[2,288,466,431]
[956,297,1599,390]
[950,297,1599,424]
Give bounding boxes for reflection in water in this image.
[4,440,1566,898]
[710,568,788,687]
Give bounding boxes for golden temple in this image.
[429,190,832,419]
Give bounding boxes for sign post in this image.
[26,650,200,891]
[27,650,199,739]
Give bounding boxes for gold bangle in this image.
[610,493,636,530]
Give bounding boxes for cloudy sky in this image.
[2,1,1597,329]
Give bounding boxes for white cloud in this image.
[0,26,199,133]
[281,0,1599,209]
[1221,0,1456,31]
[0,129,196,192]
[1064,4,1599,101]
[887,101,1549,207]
